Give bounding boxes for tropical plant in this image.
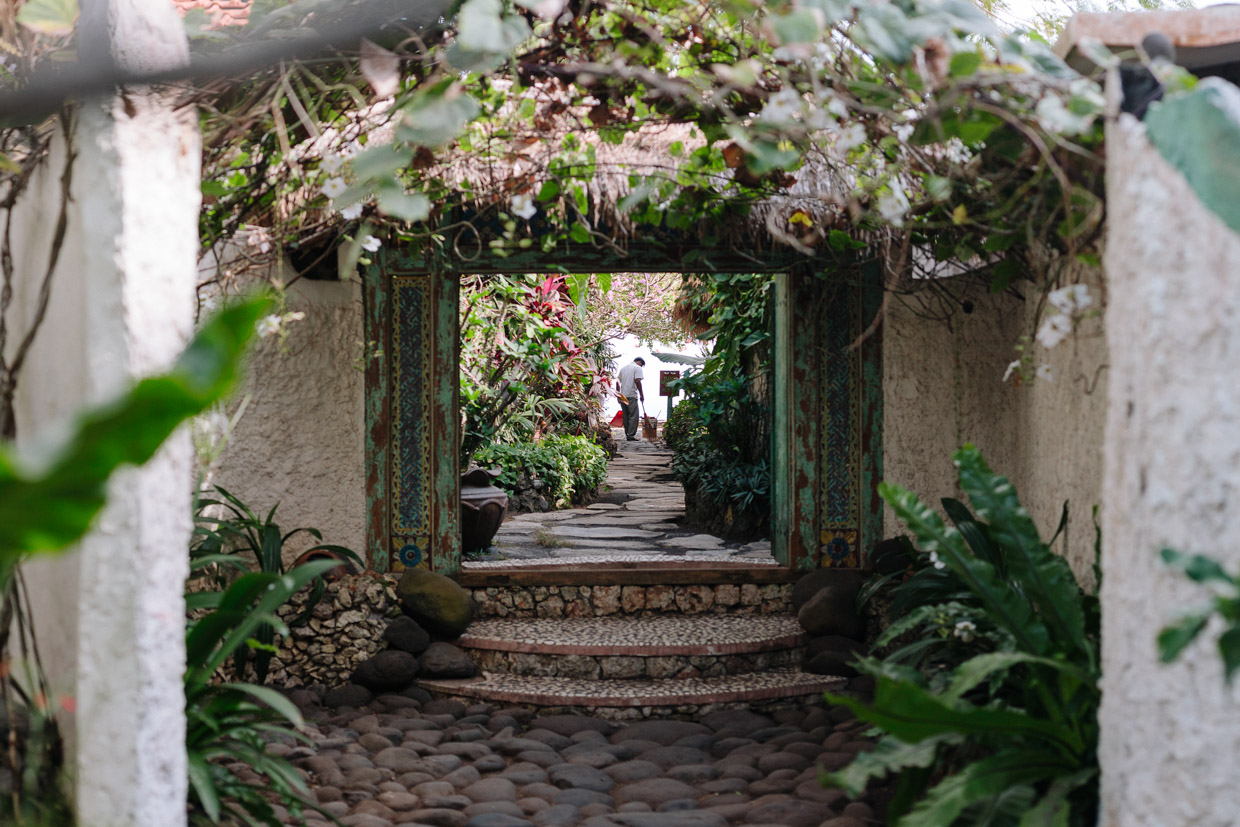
[185,559,339,826]
[1157,548,1240,683]
[189,486,363,683]
[0,296,268,823]
[661,397,701,453]
[459,273,608,467]
[824,445,1099,826]
[474,434,608,509]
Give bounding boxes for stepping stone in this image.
[544,527,661,540]
[659,535,726,550]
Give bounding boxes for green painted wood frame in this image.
[364,234,882,576]
[364,252,460,574]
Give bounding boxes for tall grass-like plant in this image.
[185,560,338,825]
[825,445,1099,826]
[190,486,363,683]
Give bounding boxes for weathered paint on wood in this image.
[363,262,391,572]
[430,268,461,575]
[859,263,885,566]
[788,269,823,571]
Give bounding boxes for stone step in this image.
[457,615,807,679]
[417,669,844,720]
[462,577,793,619]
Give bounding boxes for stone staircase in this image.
[417,583,844,719]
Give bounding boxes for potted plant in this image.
[457,274,605,551]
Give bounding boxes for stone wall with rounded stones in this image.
[469,583,793,619]
[264,574,401,688]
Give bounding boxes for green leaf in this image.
[990,259,1020,293]
[954,445,1089,659]
[949,51,982,78]
[0,297,269,560]
[944,652,1093,704]
[1020,769,1097,827]
[457,0,531,53]
[397,86,482,148]
[536,180,560,202]
[822,734,962,797]
[900,749,1074,825]
[378,187,431,222]
[569,223,591,244]
[880,480,1051,654]
[1220,626,1240,684]
[16,0,77,35]
[595,272,612,294]
[827,678,1081,753]
[1160,548,1235,584]
[767,9,824,45]
[219,683,304,728]
[187,752,221,823]
[349,144,411,181]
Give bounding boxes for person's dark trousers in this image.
[621,397,640,440]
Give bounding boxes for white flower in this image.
[894,121,915,142]
[511,193,537,220]
[1036,364,1054,382]
[322,176,348,199]
[339,202,364,220]
[834,123,867,154]
[823,92,849,118]
[285,311,306,323]
[877,186,910,226]
[953,620,977,643]
[361,235,382,252]
[942,137,972,165]
[760,89,802,124]
[929,551,947,570]
[1003,360,1021,382]
[256,315,282,339]
[1036,312,1072,349]
[321,152,344,174]
[1048,283,1092,314]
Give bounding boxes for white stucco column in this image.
[7,2,198,824]
[1099,114,1240,826]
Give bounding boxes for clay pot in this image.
[289,548,358,581]
[460,466,508,553]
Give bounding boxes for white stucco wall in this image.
[6,3,198,823]
[1097,112,1240,827]
[212,277,368,564]
[882,263,1108,586]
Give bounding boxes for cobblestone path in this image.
[464,435,775,570]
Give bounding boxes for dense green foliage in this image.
[459,274,608,467]
[475,434,608,509]
[661,397,700,454]
[189,485,363,683]
[827,446,1099,826]
[185,560,338,826]
[1158,548,1240,684]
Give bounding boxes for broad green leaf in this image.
[16,0,77,35]
[822,734,962,797]
[0,297,269,559]
[1020,769,1097,827]
[378,188,431,222]
[880,480,1051,654]
[569,223,591,244]
[899,749,1073,825]
[187,752,221,822]
[954,445,1088,659]
[397,86,482,148]
[949,51,982,78]
[1160,548,1235,585]
[827,676,1082,753]
[349,144,411,181]
[945,652,1093,704]
[220,683,304,728]
[457,0,530,53]
[941,497,1001,571]
[594,272,612,294]
[767,10,824,45]
[854,3,915,63]
[1158,612,1210,664]
[1220,626,1240,684]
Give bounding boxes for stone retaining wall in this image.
[470,583,793,619]
[265,574,399,688]
[471,647,801,680]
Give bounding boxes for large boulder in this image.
[797,583,864,639]
[351,650,420,692]
[396,568,474,639]
[419,642,478,678]
[805,635,867,677]
[790,569,866,614]
[383,615,431,655]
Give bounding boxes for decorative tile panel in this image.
[819,282,866,567]
[391,275,433,570]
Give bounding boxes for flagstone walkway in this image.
[463,436,775,571]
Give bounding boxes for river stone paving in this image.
[272,685,887,826]
[464,437,775,568]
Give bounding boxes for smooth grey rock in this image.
[351,651,420,693]
[323,684,374,709]
[383,616,431,655]
[612,778,700,807]
[421,642,478,679]
[465,813,532,827]
[397,568,474,638]
[549,764,615,792]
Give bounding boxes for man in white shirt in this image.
[617,357,646,442]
